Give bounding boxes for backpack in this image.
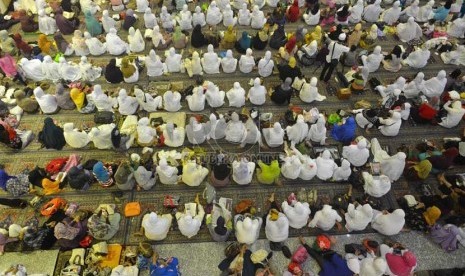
[45,157,69,175]
[94,111,115,124]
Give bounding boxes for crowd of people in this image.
[1,0,465,274]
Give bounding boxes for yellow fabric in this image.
[307,26,322,45]
[269,209,279,221]
[256,160,280,184]
[258,25,269,41]
[289,57,297,68]
[70,88,85,110]
[38,34,53,54]
[223,25,237,43]
[423,206,441,226]
[42,178,61,195]
[413,160,432,180]
[121,57,136,78]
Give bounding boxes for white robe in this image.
[257,51,274,77]
[363,0,384,22]
[315,150,337,180]
[235,216,262,244]
[206,1,223,25]
[63,122,90,148]
[134,166,156,190]
[349,0,364,23]
[299,77,327,103]
[41,56,61,82]
[263,123,285,147]
[291,148,317,180]
[239,49,255,73]
[84,32,107,56]
[163,123,185,147]
[226,82,246,107]
[241,118,261,147]
[182,161,209,186]
[401,0,420,19]
[157,159,179,184]
[206,114,226,140]
[186,87,206,111]
[232,159,255,185]
[282,201,311,229]
[342,138,370,167]
[185,52,203,77]
[88,123,115,149]
[422,70,447,98]
[177,5,192,30]
[222,5,237,26]
[160,7,175,30]
[441,46,465,66]
[332,159,352,181]
[79,57,102,82]
[142,213,171,240]
[102,10,117,33]
[71,32,90,57]
[192,6,206,27]
[33,87,57,114]
[381,1,401,25]
[345,203,373,232]
[363,172,392,198]
[308,205,342,231]
[286,115,308,146]
[371,209,405,236]
[146,50,166,77]
[265,213,289,243]
[134,88,162,112]
[403,73,425,98]
[281,155,302,180]
[376,77,406,99]
[163,91,182,112]
[38,9,57,35]
[144,9,157,29]
[165,48,182,73]
[19,58,45,81]
[361,46,384,73]
[58,57,81,82]
[221,50,238,73]
[202,45,221,74]
[238,4,252,26]
[137,117,157,145]
[379,111,402,136]
[136,0,149,12]
[106,28,128,55]
[251,6,266,29]
[91,85,115,112]
[307,115,327,145]
[205,82,225,108]
[439,101,465,128]
[117,89,139,115]
[225,113,246,143]
[177,205,205,238]
[304,9,320,25]
[397,17,423,42]
[248,79,266,105]
[417,0,435,22]
[371,138,406,181]
[128,28,145,53]
[448,17,465,38]
[186,118,208,144]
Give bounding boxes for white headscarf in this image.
[226,82,246,107]
[248,78,266,105]
[423,70,447,98]
[206,1,223,25]
[238,3,251,25]
[165,47,182,73]
[363,172,391,197]
[239,48,255,73]
[286,115,308,145]
[63,122,90,148]
[363,0,383,22]
[186,86,206,111]
[84,31,106,56]
[342,138,370,167]
[332,159,352,181]
[308,114,327,144]
[205,81,225,108]
[258,51,274,77]
[202,44,221,74]
[19,58,45,81]
[163,91,182,112]
[128,27,145,53]
[397,17,423,42]
[192,6,206,27]
[225,112,246,143]
[144,8,157,29]
[264,122,284,147]
[178,5,193,30]
[88,124,115,149]
[102,10,116,33]
[146,49,165,77]
[117,89,139,115]
[382,1,401,25]
[105,28,128,55]
[34,87,58,114]
[221,50,238,73]
[38,9,57,35]
[300,77,327,103]
[41,55,61,81]
[316,150,337,180]
[58,57,81,82]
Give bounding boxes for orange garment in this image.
[42,178,61,195]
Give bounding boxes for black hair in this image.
[450,68,462,79]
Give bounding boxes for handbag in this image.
[94,111,115,124]
[70,248,86,266]
[45,157,69,175]
[40,197,67,216]
[124,202,141,217]
[163,195,180,208]
[202,183,216,204]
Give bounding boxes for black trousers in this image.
[319,59,339,82]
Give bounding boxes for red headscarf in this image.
[287,0,300,22]
[12,33,32,55]
[285,36,297,53]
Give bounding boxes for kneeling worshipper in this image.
[38,117,65,150]
[193,6,206,27]
[106,28,129,55]
[210,153,231,187]
[257,51,274,78]
[137,117,157,146]
[361,46,384,73]
[201,45,221,74]
[123,9,138,31]
[101,10,117,33]
[238,4,251,26]
[226,82,246,108]
[235,31,252,54]
[251,5,267,29]
[184,51,203,77]
[241,117,262,148]
[248,78,267,105]
[58,57,81,82]
[371,209,405,236]
[176,197,205,238]
[84,32,106,56]
[163,91,182,112]
[104,59,124,84]
[286,115,308,147]
[55,8,79,35]
[206,1,223,26]
[269,25,287,50]
[403,46,430,69]
[315,149,337,181]
[225,112,246,143]
[278,57,303,82]
[134,88,162,112]
[308,205,343,231]
[332,116,357,144]
[342,137,370,167]
[117,89,139,115]
[222,4,237,27]
[307,114,327,145]
[18,58,44,81]
[141,212,172,241]
[205,82,225,108]
[441,45,465,66]
[376,77,406,100]
[146,50,167,77]
[163,122,185,147]
[90,85,115,112]
[127,27,145,53]
[265,206,290,251]
[332,159,352,181]
[165,47,183,73]
[371,138,406,182]
[378,111,402,137]
[379,243,417,276]
[383,45,404,72]
[263,122,285,148]
[151,26,172,50]
[422,70,447,98]
[12,33,33,57]
[299,77,326,103]
[121,57,139,83]
[177,5,193,31]
[269,78,294,105]
[33,87,58,114]
[88,124,115,149]
[381,1,401,25]
[38,9,57,35]
[55,83,76,110]
[404,72,425,98]
[235,215,262,244]
[345,203,373,232]
[186,117,209,145]
[221,50,238,73]
[256,159,281,185]
[187,86,206,111]
[14,90,39,114]
[363,0,383,23]
[363,172,392,197]
[303,3,321,25]
[79,56,102,82]
[63,122,90,148]
[281,154,303,180]
[182,160,209,186]
[232,158,255,185]
[251,25,269,50]
[447,17,465,38]
[439,101,465,128]
[134,165,156,191]
[206,113,226,140]
[397,17,422,43]
[282,198,311,229]
[156,158,179,185]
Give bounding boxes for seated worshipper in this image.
[378,110,402,137]
[441,45,465,66]
[69,88,88,112]
[156,158,179,184]
[186,117,208,145]
[55,8,79,35]
[18,58,45,81]
[101,10,117,33]
[238,4,251,26]
[263,122,285,148]
[205,82,225,108]
[383,45,404,72]
[363,0,383,23]
[38,9,57,35]
[224,112,246,143]
[404,159,432,181]
[251,5,267,29]
[117,89,139,115]
[315,149,338,181]
[92,161,114,187]
[201,45,221,74]
[299,77,326,103]
[85,11,102,37]
[12,33,33,57]
[106,28,129,55]
[182,160,209,186]
[257,51,274,78]
[165,47,182,73]
[152,26,172,50]
[88,124,115,150]
[90,85,115,112]
[122,9,137,31]
[177,5,192,31]
[281,154,303,180]
[136,0,149,12]
[331,116,357,144]
[79,56,102,82]
[236,31,253,54]
[222,4,237,27]
[221,50,238,73]
[430,223,465,252]
[376,77,406,102]
[55,83,75,110]
[265,206,289,251]
[239,49,255,74]
[234,215,262,245]
[347,24,362,49]
[439,101,465,128]
[163,122,185,147]
[36,34,57,56]
[252,25,269,50]
[226,82,246,108]
[176,197,205,238]
[256,159,281,185]
[134,162,156,190]
[58,56,82,82]
[137,117,157,146]
[159,6,176,31]
[220,25,237,49]
[269,25,288,50]
[207,209,233,242]
[33,87,58,114]
[403,46,430,69]
[14,90,38,114]
[286,115,308,147]
[206,113,226,140]
[286,0,301,22]
[397,17,423,43]
[282,197,311,229]
[427,147,459,172]
[248,78,267,105]
[232,158,255,185]
[447,17,465,38]
[84,32,106,56]
[104,59,124,84]
[206,1,223,26]
[210,153,231,187]
[18,9,38,32]
[0,54,26,85]
[379,242,417,276]
[423,70,447,98]
[120,57,139,83]
[332,159,352,181]
[307,114,327,145]
[361,46,383,73]
[269,78,294,105]
[240,116,262,148]
[335,4,351,25]
[371,209,406,236]
[134,87,162,112]
[114,161,136,190]
[371,138,406,181]
[63,122,90,148]
[363,172,392,197]
[278,57,303,82]
[30,134,56,166]
[127,27,145,53]
[0,120,33,149]
[279,36,297,61]
[404,72,425,99]
[344,203,373,232]
[193,6,206,27]
[342,138,369,167]
[144,8,157,29]
[71,30,90,56]
[163,91,182,112]
[191,24,209,48]
[308,205,343,231]
[186,86,206,111]
[172,27,188,49]
[146,50,167,77]
[140,212,172,241]
[303,3,321,25]
[381,1,401,25]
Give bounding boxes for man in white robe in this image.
[371,209,405,236]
